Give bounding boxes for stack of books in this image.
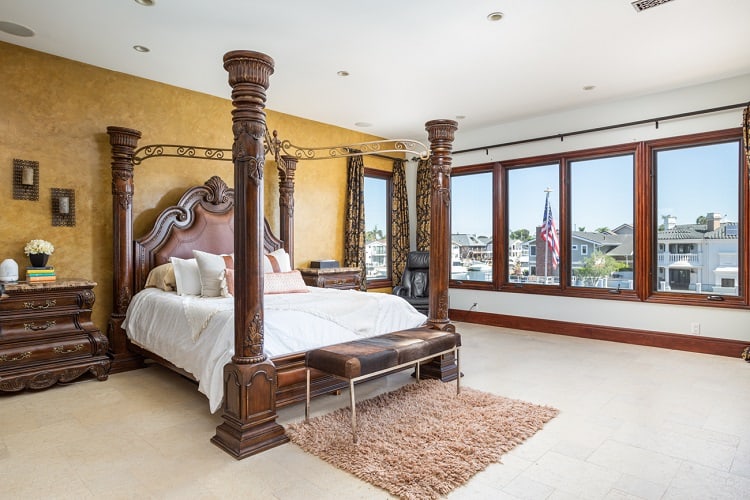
[26,266,56,283]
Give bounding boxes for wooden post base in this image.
[419,352,460,382]
[107,317,145,373]
[211,360,289,459]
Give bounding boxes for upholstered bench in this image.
[305,327,461,442]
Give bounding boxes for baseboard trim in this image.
[449,309,748,358]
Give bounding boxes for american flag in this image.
[541,193,560,269]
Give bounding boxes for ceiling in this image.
[2,0,749,142]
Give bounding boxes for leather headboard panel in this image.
[153,205,234,266]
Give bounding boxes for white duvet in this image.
[122,287,426,412]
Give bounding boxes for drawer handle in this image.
[24,320,56,331]
[0,351,32,363]
[23,299,57,310]
[53,344,85,355]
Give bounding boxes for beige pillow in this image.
[264,270,309,294]
[144,263,176,291]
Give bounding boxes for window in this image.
[451,170,494,283]
[364,169,391,286]
[653,136,742,298]
[570,154,634,290]
[507,163,559,286]
[451,128,747,309]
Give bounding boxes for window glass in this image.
[507,164,559,285]
[570,154,634,290]
[364,174,390,282]
[655,141,740,296]
[451,172,493,282]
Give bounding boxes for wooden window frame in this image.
[451,128,749,309]
[364,167,393,290]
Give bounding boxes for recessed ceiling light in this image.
[582,85,596,91]
[337,70,350,77]
[455,115,466,120]
[134,0,156,6]
[486,12,504,22]
[0,21,35,37]
[133,45,150,53]
[354,122,372,128]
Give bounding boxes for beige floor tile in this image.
[1,322,748,499]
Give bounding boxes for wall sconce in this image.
[51,188,75,226]
[12,159,39,200]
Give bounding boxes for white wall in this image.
[444,74,750,342]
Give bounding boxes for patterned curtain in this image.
[344,154,367,290]
[416,158,431,251]
[744,106,750,179]
[391,159,409,286]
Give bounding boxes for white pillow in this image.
[170,257,202,296]
[264,248,292,273]
[193,250,233,297]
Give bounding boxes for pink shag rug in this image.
[286,379,558,499]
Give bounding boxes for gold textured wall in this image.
[0,42,388,330]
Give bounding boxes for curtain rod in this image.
[453,101,750,155]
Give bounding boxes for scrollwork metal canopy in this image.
[131,129,430,165]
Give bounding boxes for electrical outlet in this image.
[690,322,701,335]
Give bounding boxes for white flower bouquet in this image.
[24,239,55,255]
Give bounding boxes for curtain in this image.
[391,159,409,286]
[744,105,750,177]
[416,158,431,251]
[344,154,367,290]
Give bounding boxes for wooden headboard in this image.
[133,175,283,293]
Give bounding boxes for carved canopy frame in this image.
[106,49,457,460]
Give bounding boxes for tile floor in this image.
[1,322,749,499]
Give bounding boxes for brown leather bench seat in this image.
[304,326,461,442]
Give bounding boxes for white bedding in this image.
[122,286,427,412]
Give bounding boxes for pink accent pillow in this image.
[224,268,235,296]
[264,270,309,294]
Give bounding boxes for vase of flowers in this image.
[24,239,54,268]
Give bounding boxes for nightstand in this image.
[0,279,110,392]
[298,267,362,290]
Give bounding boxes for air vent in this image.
[631,0,676,12]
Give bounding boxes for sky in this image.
[451,140,740,237]
[364,176,387,237]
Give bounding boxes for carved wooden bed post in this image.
[422,119,459,381]
[211,50,289,459]
[425,119,458,330]
[107,126,144,373]
[278,155,297,264]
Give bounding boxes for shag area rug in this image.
[286,379,559,499]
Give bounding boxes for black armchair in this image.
[392,251,429,315]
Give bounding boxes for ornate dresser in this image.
[0,279,110,391]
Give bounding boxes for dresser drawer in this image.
[317,274,359,289]
[0,314,81,342]
[0,289,92,314]
[0,337,92,369]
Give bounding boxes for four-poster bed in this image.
[106,50,458,459]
